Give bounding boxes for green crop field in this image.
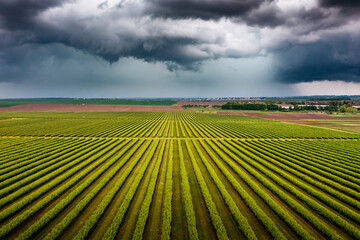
[0,112,359,240]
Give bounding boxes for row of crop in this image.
[133,120,161,137]
[184,140,229,240]
[0,138,35,154]
[203,120,262,138]
[73,120,130,137]
[191,122,219,138]
[309,140,360,159]
[0,119,84,137]
[73,120,124,137]
[235,140,360,224]
[0,118,53,136]
[132,140,166,240]
[0,139,118,221]
[285,138,360,162]
[262,139,360,166]
[177,139,199,240]
[15,139,141,240]
[149,120,168,138]
[102,140,160,240]
[192,140,259,240]
[278,139,360,170]
[251,140,360,198]
[43,139,148,240]
[161,140,173,240]
[198,119,263,139]
[98,119,141,137]
[0,138,105,199]
[0,138,76,173]
[267,139,360,177]
[204,139,314,240]
[55,118,133,137]
[179,119,227,138]
[51,119,110,137]
[247,140,360,211]
[212,139,345,240]
[186,119,219,137]
[162,120,172,137]
[0,138,128,238]
[121,119,158,137]
[0,138,85,186]
[0,137,68,161]
[0,138,59,165]
[217,122,265,138]
[250,140,360,208]
[176,120,186,137]
[222,140,360,239]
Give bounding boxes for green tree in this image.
[339,105,346,113]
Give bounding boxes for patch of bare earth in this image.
[219,112,360,133]
[177,101,227,106]
[0,104,193,112]
[217,112,247,116]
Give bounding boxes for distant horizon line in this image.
[1,95,360,100]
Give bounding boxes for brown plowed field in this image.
[218,111,360,121]
[244,112,360,121]
[177,101,227,106]
[0,104,192,112]
[218,111,360,133]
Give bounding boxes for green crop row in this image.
[0,138,93,193]
[245,140,360,212]
[221,140,359,239]
[103,140,160,240]
[161,140,173,240]
[184,140,229,240]
[0,139,108,215]
[178,140,199,240]
[15,139,137,240]
[132,140,166,240]
[206,139,314,240]
[251,140,360,200]
[0,138,66,168]
[0,139,123,238]
[192,140,259,240]
[44,139,144,240]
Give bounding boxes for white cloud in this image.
[290,80,360,95]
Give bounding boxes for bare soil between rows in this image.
[0,104,192,112]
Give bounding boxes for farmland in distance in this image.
[0,112,359,240]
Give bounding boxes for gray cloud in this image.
[320,0,360,8]
[0,0,360,85]
[274,34,360,83]
[146,0,270,20]
[0,0,72,30]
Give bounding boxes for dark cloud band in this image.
[0,0,360,84]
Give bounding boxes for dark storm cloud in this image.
[320,0,360,8]
[146,0,271,20]
[275,34,360,83]
[0,0,360,85]
[319,0,360,17]
[0,0,71,30]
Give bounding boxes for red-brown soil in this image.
[219,112,360,121]
[217,112,247,115]
[0,104,192,112]
[177,101,227,106]
[218,112,360,133]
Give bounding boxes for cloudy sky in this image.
[0,0,360,98]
